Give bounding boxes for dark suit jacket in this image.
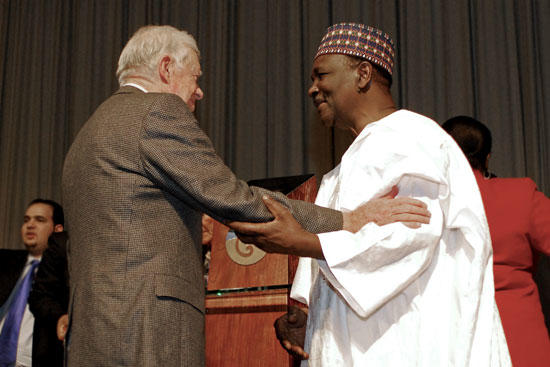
[28,232,69,367]
[62,87,342,366]
[0,249,28,307]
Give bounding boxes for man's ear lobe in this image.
[357,61,372,90]
[158,55,172,84]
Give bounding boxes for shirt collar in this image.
[27,254,41,263]
[121,83,148,93]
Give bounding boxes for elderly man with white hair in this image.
[62,25,431,366]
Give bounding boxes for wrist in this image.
[295,232,324,259]
[342,212,353,232]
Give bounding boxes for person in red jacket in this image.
[443,116,550,367]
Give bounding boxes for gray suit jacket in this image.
[61,86,342,366]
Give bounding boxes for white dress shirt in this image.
[291,110,511,366]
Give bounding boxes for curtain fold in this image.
[1,0,549,249]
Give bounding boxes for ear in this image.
[158,55,173,84]
[485,154,491,170]
[357,61,372,90]
[54,224,64,233]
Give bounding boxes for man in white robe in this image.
[231,23,510,366]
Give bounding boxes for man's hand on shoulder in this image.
[228,186,431,259]
[343,186,431,232]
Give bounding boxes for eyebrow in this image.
[310,67,324,80]
[23,215,48,220]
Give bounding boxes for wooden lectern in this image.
[205,174,318,366]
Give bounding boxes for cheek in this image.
[39,224,53,235]
[179,84,193,101]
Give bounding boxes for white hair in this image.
[116,25,200,85]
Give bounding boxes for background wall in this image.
[1,0,549,248]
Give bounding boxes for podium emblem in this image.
[224,231,266,265]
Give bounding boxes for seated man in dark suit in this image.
[0,199,64,367]
[28,231,69,367]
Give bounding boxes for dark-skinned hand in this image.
[229,195,324,258]
[274,305,309,360]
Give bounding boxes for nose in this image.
[195,87,204,100]
[308,83,318,98]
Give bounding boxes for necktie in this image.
[0,260,40,366]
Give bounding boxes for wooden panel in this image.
[205,175,318,366]
[207,222,289,291]
[206,306,290,366]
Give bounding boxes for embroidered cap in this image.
[314,22,395,76]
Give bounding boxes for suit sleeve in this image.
[28,232,69,322]
[138,93,342,234]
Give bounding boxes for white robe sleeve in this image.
[317,127,450,318]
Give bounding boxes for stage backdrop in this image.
[1,0,549,248]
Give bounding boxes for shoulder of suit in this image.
[0,249,28,266]
[485,177,539,205]
[147,93,193,118]
[0,248,27,255]
[49,232,69,249]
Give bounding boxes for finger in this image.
[289,345,308,359]
[380,185,398,199]
[234,233,258,244]
[392,203,431,217]
[262,195,290,218]
[391,203,430,216]
[404,222,422,228]
[392,197,428,208]
[393,213,431,224]
[227,220,265,235]
[57,327,65,341]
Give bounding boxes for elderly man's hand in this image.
[343,186,431,232]
[274,305,309,360]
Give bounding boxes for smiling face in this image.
[308,54,359,130]
[168,52,204,112]
[20,203,57,256]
